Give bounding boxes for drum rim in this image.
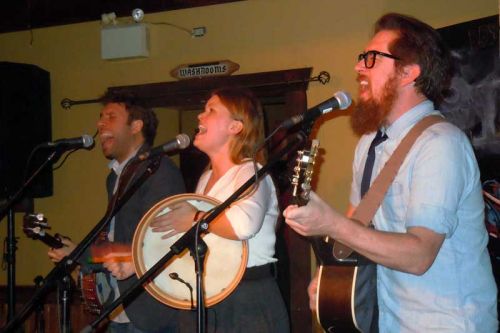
[132,193,248,310]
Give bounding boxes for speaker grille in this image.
[0,62,53,199]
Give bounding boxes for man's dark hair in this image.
[375,13,453,104]
[100,90,158,146]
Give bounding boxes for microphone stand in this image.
[58,273,73,333]
[193,226,208,333]
[0,149,58,328]
[80,131,307,333]
[1,155,164,333]
[33,276,45,333]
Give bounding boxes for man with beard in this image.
[284,13,497,332]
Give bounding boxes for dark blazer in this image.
[106,144,186,331]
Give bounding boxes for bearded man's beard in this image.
[350,75,398,136]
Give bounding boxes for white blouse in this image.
[196,161,279,267]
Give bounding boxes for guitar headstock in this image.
[291,139,320,206]
[23,213,64,248]
[23,213,49,239]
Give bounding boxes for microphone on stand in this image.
[280,91,352,129]
[41,134,94,151]
[169,272,194,309]
[138,133,191,160]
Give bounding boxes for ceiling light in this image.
[132,8,144,23]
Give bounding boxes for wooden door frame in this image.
[109,67,313,332]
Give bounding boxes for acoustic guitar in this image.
[290,141,377,333]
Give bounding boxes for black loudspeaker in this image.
[0,62,53,199]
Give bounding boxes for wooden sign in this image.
[170,60,239,80]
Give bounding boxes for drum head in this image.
[132,193,248,309]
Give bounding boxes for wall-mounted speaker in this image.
[0,62,53,199]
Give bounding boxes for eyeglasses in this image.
[357,50,401,69]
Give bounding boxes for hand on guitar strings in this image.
[47,236,76,263]
[150,201,198,239]
[283,191,343,237]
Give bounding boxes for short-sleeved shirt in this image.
[350,100,498,332]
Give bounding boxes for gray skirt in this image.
[176,272,290,333]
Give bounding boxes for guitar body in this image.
[310,236,377,333]
[317,265,358,333]
[316,262,378,333]
[79,271,114,315]
[291,141,378,332]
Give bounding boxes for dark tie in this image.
[360,130,387,197]
[357,130,386,333]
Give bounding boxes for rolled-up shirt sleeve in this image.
[405,125,478,238]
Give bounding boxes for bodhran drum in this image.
[132,193,248,310]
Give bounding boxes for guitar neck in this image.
[291,195,308,207]
[35,233,64,249]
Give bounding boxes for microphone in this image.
[280,91,352,129]
[169,272,194,309]
[42,134,94,150]
[138,133,191,160]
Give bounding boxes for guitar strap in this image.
[333,115,445,259]
[353,115,445,225]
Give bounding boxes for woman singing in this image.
[151,87,290,332]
